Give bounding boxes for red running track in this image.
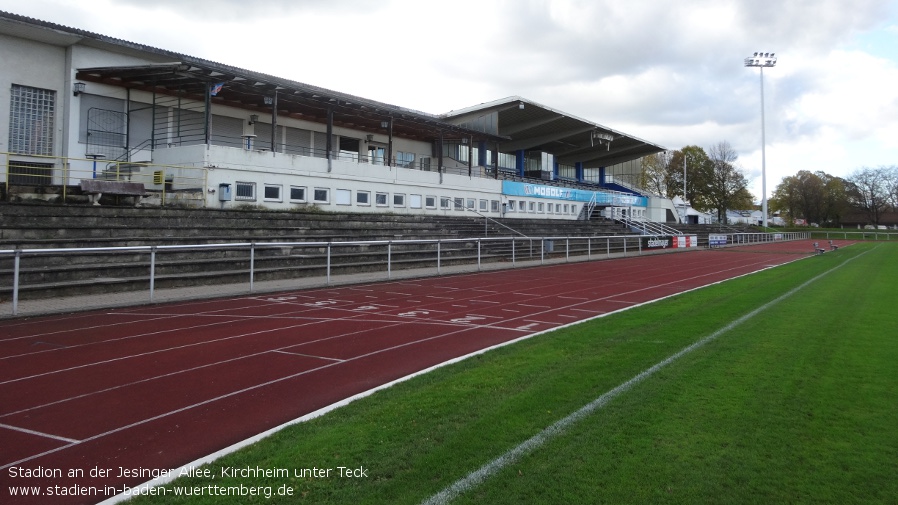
[0,240,831,504]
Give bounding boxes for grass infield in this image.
[129,242,898,505]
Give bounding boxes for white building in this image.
[1,11,680,222]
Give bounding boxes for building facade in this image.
[1,11,678,222]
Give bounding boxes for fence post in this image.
[388,241,392,279]
[566,238,570,262]
[437,240,442,275]
[541,238,545,265]
[477,239,481,272]
[149,246,156,302]
[249,242,255,293]
[327,242,332,286]
[512,238,516,267]
[588,237,591,260]
[12,249,20,316]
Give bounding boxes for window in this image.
[335,189,351,205]
[564,204,570,214]
[440,196,451,210]
[528,201,535,213]
[538,202,545,213]
[508,200,516,212]
[556,203,562,213]
[466,198,475,210]
[419,157,431,171]
[376,192,388,206]
[263,184,282,202]
[313,188,329,203]
[410,194,423,209]
[290,186,306,202]
[357,190,371,205]
[558,163,576,180]
[396,151,415,169]
[393,193,406,207]
[235,181,256,201]
[454,197,464,211]
[426,195,437,209]
[491,200,500,213]
[9,84,55,155]
[479,199,488,212]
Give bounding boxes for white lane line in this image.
[0,422,80,444]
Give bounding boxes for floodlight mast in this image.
[744,52,776,228]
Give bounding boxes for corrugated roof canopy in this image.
[443,97,665,168]
[76,62,507,144]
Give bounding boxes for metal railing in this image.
[0,232,811,316]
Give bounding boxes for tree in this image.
[640,151,674,197]
[691,141,754,223]
[846,167,890,225]
[669,146,711,205]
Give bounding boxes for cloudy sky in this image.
[3,0,897,201]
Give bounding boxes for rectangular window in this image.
[9,84,56,155]
[376,192,388,206]
[528,201,535,213]
[491,200,500,213]
[290,186,306,202]
[235,181,256,201]
[479,199,488,211]
[419,157,431,171]
[454,197,464,211]
[396,151,415,169]
[335,189,351,205]
[426,195,437,209]
[508,200,516,212]
[357,190,371,205]
[440,197,451,210]
[410,194,423,209]
[466,198,475,210]
[393,193,406,207]
[313,188,329,203]
[538,202,545,213]
[263,184,282,202]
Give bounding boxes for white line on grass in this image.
[420,250,864,505]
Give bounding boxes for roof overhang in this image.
[442,96,665,168]
[75,62,507,144]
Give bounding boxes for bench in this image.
[79,179,146,206]
[813,242,826,255]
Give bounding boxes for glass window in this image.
[426,195,437,209]
[376,192,388,206]
[410,194,423,209]
[313,188,329,203]
[290,186,306,202]
[396,151,415,168]
[357,190,370,205]
[394,193,406,207]
[466,198,475,210]
[454,197,464,211]
[508,200,516,212]
[479,199,488,211]
[235,181,256,201]
[440,196,451,210]
[335,189,351,205]
[9,84,55,155]
[491,200,500,213]
[264,184,282,202]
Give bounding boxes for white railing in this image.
[0,232,813,317]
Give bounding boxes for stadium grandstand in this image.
[0,10,681,225]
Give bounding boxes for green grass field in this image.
[130,242,898,505]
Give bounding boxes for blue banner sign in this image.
[502,181,647,207]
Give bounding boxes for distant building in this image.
[1,11,681,222]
